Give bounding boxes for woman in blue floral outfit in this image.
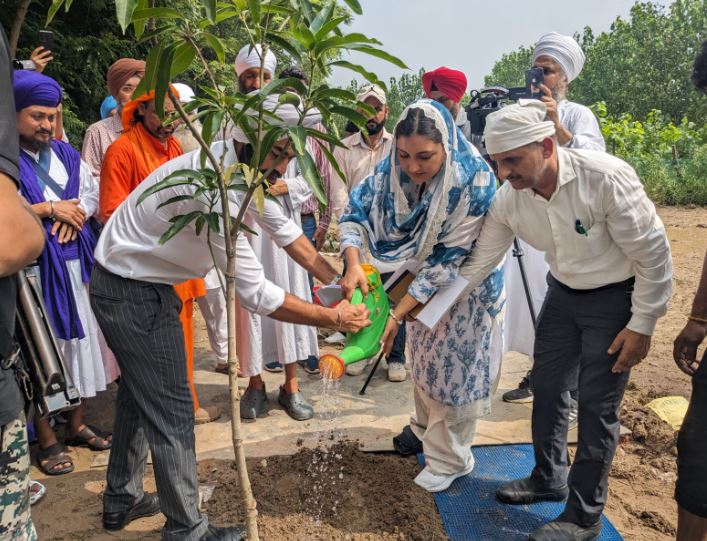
[339,99,505,492]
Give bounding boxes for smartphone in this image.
[525,67,544,89]
[38,30,54,51]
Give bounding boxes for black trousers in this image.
[89,267,208,541]
[530,274,633,526]
[675,347,707,518]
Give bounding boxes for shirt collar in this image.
[352,128,391,150]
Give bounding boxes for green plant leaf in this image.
[329,105,369,129]
[253,184,265,215]
[348,45,408,69]
[328,60,387,90]
[115,0,139,33]
[47,0,65,25]
[171,41,197,78]
[204,0,217,23]
[313,15,349,40]
[134,40,164,97]
[131,7,183,20]
[317,139,347,187]
[137,169,203,205]
[310,0,335,34]
[155,44,176,118]
[158,211,203,244]
[341,0,362,15]
[246,0,261,25]
[156,194,199,210]
[203,32,225,63]
[205,212,221,232]
[287,126,307,156]
[265,33,303,62]
[296,151,326,205]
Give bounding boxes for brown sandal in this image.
[37,443,74,476]
[65,424,112,451]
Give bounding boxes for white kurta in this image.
[237,159,319,376]
[24,148,119,397]
[501,101,605,359]
[197,268,228,363]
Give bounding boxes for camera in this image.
[465,68,545,155]
[12,59,36,71]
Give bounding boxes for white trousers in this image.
[410,385,479,475]
[196,287,228,363]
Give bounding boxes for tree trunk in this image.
[226,251,259,541]
[9,0,33,58]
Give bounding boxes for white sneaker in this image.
[345,358,371,376]
[414,458,475,493]
[387,362,407,382]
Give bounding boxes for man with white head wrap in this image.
[90,94,370,541]
[502,31,606,419]
[235,43,277,93]
[459,100,672,541]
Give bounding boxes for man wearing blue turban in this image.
[13,70,120,477]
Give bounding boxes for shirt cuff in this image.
[274,219,303,249]
[255,281,286,316]
[626,313,658,336]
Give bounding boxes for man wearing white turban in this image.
[235,43,277,93]
[459,100,672,541]
[502,32,606,427]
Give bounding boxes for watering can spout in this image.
[319,264,390,380]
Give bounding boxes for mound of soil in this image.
[199,441,449,541]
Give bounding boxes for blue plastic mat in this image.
[418,444,623,541]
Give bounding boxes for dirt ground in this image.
[28,206,707,541]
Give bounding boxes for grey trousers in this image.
[89,267,208,541]
[530,274,633,527]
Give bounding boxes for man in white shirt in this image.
[90,138,369,541]
[502,32,606,429]
[459,100,671,541]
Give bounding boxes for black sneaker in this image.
[502,373,533,403]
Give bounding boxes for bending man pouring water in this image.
[458,100,672,541]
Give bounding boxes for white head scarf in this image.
[532,32,585,83]
[231,93,323,144]
[235,44,277,77]
[484,100,556,155]
[172,83,195,104]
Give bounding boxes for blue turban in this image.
[100,95,118,119]
[13,70,62,112]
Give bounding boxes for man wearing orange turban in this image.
[100,88,218,425]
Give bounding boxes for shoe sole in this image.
[502,396,534,404]
[497,488,569,505]
[103,506,160,530]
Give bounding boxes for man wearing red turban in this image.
[422,66,468,121]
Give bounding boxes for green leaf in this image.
[287,126,307,156]
[204,0,217,23]
[205,212,221,232]
[134,40,164,97]
[341,0,362,15]
[328,60,387,91]
[259,76,307,98]
[131,7,183,20]
[136,169,203,205]
[170,42,197,79]
[203,32,225,63]
[155,44,176,119]
[310,0,335,34]
[317,139,348,187]
[314,15,349,40]
[330,105,370,129]
[156,194,198,210]
[310,86,356,102]
[265,33,303,62]
[115,0,139,33]
[158,211,203,245]
[246,0,261,24]
[348,45,408,69]
[253,184,265,216]
[47,0,65,25]
[297,151,326,206]
[132,0,149,39]
[195,214,206,236]
[291,23,315,48]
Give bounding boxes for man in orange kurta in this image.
[100,88,219,424]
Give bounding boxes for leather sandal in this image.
[65,424,112,451]
[37,443,74,476]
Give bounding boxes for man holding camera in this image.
[0,27,46,540]
[459,100,671,540]
[502,33,606,423]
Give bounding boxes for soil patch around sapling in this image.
[199,441,449,540]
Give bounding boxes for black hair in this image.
[692,40,707,94]
[279,66,307,83]
[394,107,444,144]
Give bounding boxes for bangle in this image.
[336,307,342,330]
[49,200,55,220]
[389,309,403,326]
[688,315,707,325]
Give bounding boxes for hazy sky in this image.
[329,0,674,90]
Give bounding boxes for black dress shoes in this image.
[103,492,161,530]
[199,525,246,540]
[393,425,423,456]
[496,477,569,505]
[529,517,602,541]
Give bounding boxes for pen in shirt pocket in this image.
[575,219,589,236]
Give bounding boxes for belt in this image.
[549,274,635,295]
